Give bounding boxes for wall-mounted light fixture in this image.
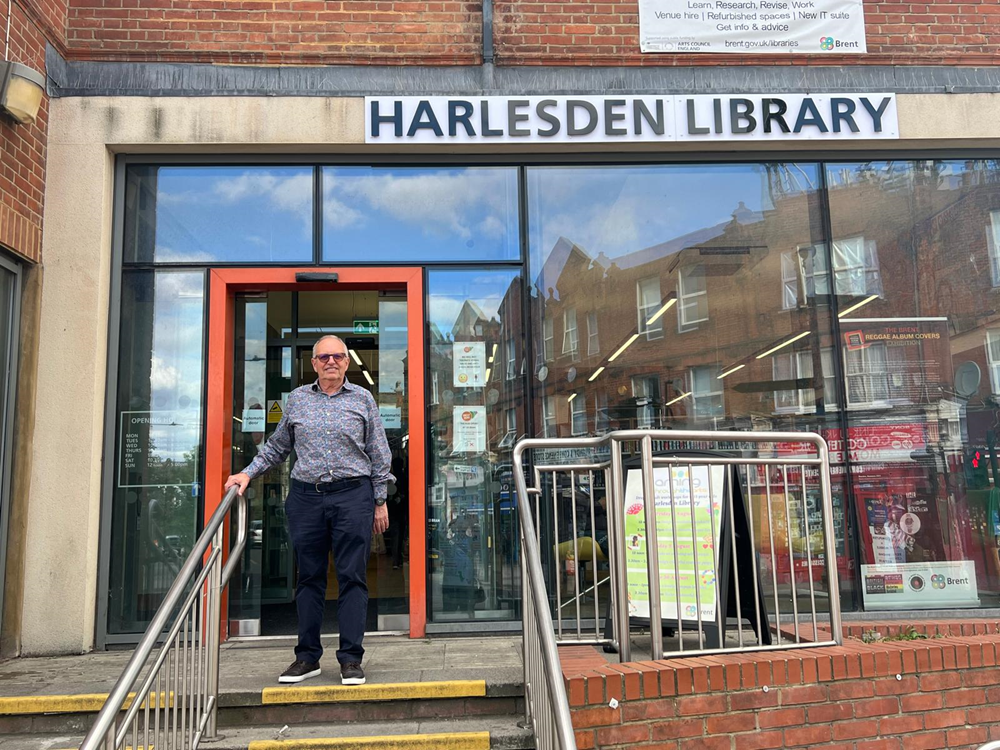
[0,61,44,125]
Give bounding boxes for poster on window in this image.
[453,406,487,453]
[623,465,726,622]
[862,560,980,609]
[839,318,952,406]
[453,342,487,388]
[637,0,866,54]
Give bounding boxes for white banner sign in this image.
[638,0,866,54]
[367,94,897,144]
[861,560,980,610]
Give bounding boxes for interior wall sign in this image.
[366,94,898,144]
[637,0,867,54]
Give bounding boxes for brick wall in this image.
[493,0,1000,66]
[566,628,1000,749]
[32,0,1000,67]
[64,0,482,65]
[0,0,55,263]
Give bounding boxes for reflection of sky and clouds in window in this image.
[428,270,519,342]
[147,271,205,464]
[152,167,313,263]
[323,167,519,262]
[528,164,819,292]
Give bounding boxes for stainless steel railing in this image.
[80,485,247,750]
[514,430,842,667]
[514,442,578,750]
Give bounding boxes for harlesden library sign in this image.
[365,94,898,145]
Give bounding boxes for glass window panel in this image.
[637,277,664,339]
[587,311,600,355]
[426,269,525,623]
[988,211,1000,286]
[123,166,313,264]
[322,167,520,262]
[570,395,587,435]
[562,308,579,357]
[528,162,854,614]
[678,265,709,330]
[781,252,799,309]
[827,159,1000,611]
[542,318,554,362]
[108,270,206,634]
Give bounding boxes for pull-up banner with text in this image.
[366,94,898,144]
[637,0,867,54]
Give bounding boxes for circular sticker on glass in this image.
[443,390,454,404]
[900,512,921,535]
[486,389,500,406]
[537,365,549,382]
[567,367,577,383]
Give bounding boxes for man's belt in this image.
[291,477,366,494]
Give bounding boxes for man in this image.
[225,334,392,686]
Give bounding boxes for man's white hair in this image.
[312,334,348,358]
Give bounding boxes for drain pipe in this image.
[482,0,494,65]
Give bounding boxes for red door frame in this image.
[204,267,427,640]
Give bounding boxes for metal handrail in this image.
[80,485,248,750]
[513,429,842,741]
[513,440,577,750]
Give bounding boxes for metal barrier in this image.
[513,430,842,667]
[80,485,247,750]
[514,445,580,750]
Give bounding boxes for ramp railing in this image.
[513,430,842,666]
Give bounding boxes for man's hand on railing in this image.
[225,472,251,496]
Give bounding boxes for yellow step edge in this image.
[261,680,487,706]
[249,731,491,750]
[0,691,173,715]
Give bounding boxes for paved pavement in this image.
[0,635,525,701]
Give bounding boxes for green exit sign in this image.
[353,319,379,334]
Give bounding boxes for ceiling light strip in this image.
[837,294,878,318]
[755,331,811,360]
[645,298,677,327]
[718,364,746,379]
[608,333,640,362]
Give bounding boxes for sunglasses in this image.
[314,352,348,364]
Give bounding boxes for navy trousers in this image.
[285,478,374,665]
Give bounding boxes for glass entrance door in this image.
[227,288,409,636]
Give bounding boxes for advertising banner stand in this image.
[604,451,771,651]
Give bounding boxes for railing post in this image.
[204,525,224,739]
[640,436,664,661]
[816,437,843,645]
[609,437,630,663]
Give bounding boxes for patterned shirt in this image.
[243,379,394,500]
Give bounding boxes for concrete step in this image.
[0,678,525,736]
[0,715,535,750]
